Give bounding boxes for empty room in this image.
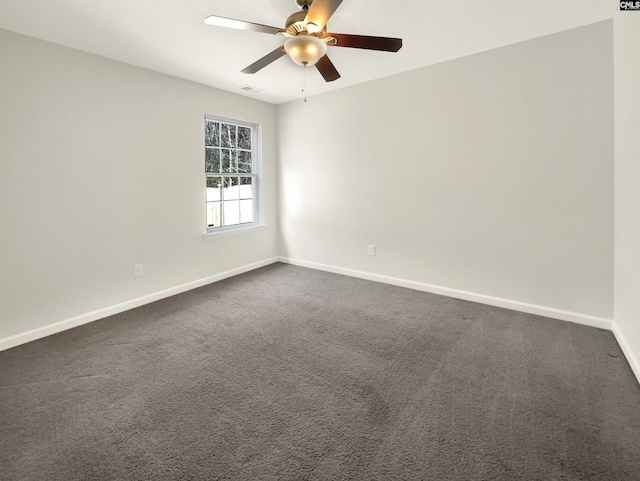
[1,0,639,479]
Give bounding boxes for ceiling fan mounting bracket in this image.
[295,0,313,10]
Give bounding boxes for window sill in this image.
[203,224,266,240]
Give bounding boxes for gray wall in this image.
[614,12,640,380]
[0,30,278,342]
[2,21,628,371]
[277,21,614,320]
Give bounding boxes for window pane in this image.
[240,199,253,224]
[221,149,237,173]
[219,176,234,191]
[221,123,236,148]
[207,202,221,227]
[238,151,252,173]
[239,177,253,199]
[238,126,251,150]
[206,176,221,201]
[223,200,240,226]
[205,121,220,147]
[205,148,221,173]
[222,177,240,201]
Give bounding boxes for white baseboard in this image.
[4,256,626,378]
[612,322,640,385]
[277,256,613,331]
[0,257,280,352]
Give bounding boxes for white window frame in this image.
[204,115,262,237]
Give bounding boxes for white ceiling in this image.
[0,0,616,104]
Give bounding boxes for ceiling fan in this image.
[204,0,403,82]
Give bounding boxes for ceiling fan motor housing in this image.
[285,10,306,30]
[284,10,326,37]
[282,10,327,38]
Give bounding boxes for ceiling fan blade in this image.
[325,33,402,52]
[204,15,282,35]
[304,0,343,31]
[315,55,340,82]
[241,46,287,74]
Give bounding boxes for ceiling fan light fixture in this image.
[284,35,327,66]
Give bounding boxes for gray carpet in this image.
[1,263,639,480]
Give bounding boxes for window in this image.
[205,116,260,233]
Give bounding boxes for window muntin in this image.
[205,117,259,232]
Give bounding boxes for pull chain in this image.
[301,65,308,103]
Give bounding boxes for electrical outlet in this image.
[133,264,143,278]
[368,245,376,257]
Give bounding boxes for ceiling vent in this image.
[240,85,263,93]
